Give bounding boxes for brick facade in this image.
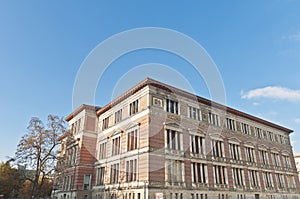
[53,78,300,199]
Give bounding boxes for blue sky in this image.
[1,1,300,162]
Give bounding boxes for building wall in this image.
[54,79,300,199]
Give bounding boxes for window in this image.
[191,162,207,183]
[129,99,139,115]
[268,131,275,142]
[271,152,280,167]
[102,117,109,130]
[258,150,269,165]
[166,160,183,183]
[287,175,295,188]
[263,172,273,188]
[229,143,241,161]
[114,109,122,123]
[255,127,262,138]
[166,129,182,150]
[83,174,91,190]
[153,97,163,107]
[127,128,138,151]
[188,106,201,121]
[240,122,250,135]
[166,99,178,114]
[232,167,244,186]
[208,112,220,126]
[98,142,106,159]
[213,165,227,184]
[110,163,119,184]
[190,135,205,155]
[211,139,224,158]
[126,159,137,182]
[226,118,236,131]
[275,173,285,188]
[96,167,105,185]
[111,136,121,156]
[283,155,291,168]
[245,147,256,163]
[249,170,259,187]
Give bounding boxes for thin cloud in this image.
[241,86,300,102]
[288,32,300,41]
[294,118,300,123]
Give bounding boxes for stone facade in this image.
[53,78,300,199]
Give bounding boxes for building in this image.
[53,78,300,199]
[294,153,300,181]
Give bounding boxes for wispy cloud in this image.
[288,32,300,41]
[282,31,300,42]
[294,118,300,123]
[241,86,300,102]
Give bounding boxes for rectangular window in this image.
[229,143,241,161]
[111,136,121,156]
[232,167,244,186]
[102,117,109,130]
[283,155,291,168]
[126,159,137,182]
[213,165,227,184]
[259,150,269,165]
[98,142,106,160]
[166,99,179,114]
[226,118,236,131]
[211,139,224,158]
[166,129,182,150]
[129,99,139,116]
[83,174,91,190]
[287,175,295,188]
[127,129,138,151]
[240,123,250,135]
[114,109,122,124]
[188,106,202,121]
[249,170,259,187]
[245,147,256,163]
[271,152,280,167]
[255,127,262,138]
[275,173,285,188]
[268,131,275,142]
[263,172,273,188]
[96,167,105,185]
[166,160,183,183]
[208,112,220,126]
[191,162,207,184]
[190,135,205,155]
[110,163,119,184]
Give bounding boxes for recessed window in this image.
[166,99,178,114]
[83,174,91,190]
[188,106,201,121]
[96,167,105,186]
[127,128,138,151]
[111,136,121,156]
[190,135,205,155]
[166,129,182,151]
[191,162,207,184]
[226,118,236,131]
[229,143,241,161]
[114,109,122,124]
[208,112,220,126]
[211,139,224,158]
[129,99,139,116]
[102,117,109,130]
[110,163,119,184]
[126,159,137,182]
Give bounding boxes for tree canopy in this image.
[15,115,66,198]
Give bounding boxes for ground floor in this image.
[54,188,300,199]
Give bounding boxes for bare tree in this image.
[15,115,66,199]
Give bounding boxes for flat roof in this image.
[95,78,293,133]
